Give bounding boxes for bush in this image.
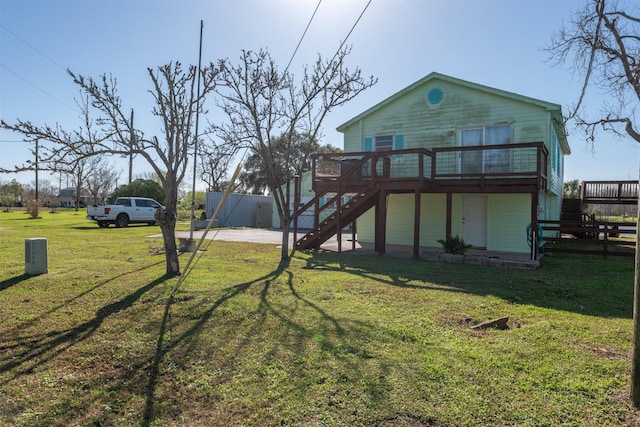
[437,235,471,254]
[24,196,40,219]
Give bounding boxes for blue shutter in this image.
[364,137,373,152]
[394,134,404,159]
[394,134,404,150]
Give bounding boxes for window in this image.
[459,124,511,174]
[363,135,404,151]
[375,135,393,151]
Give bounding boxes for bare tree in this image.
[239,132,342,195]
[85,156,119,205]
[547,0,640,406]
[30,178,57,208]
[198,134,239,192]
[64,157,89,210]
[215,47,376,262]
[548,0,640,143]
[1,61,221,276]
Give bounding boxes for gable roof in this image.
[336,71,570,154]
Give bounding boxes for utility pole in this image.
[34,139,39,203]
[129,109,134,184]
[188,19,204,248]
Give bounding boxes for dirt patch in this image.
[376,414,441,426]
[584,344,627,360]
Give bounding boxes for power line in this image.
[331,0,372,63]
[283,0,323,76]
[1,64,79,114]
[0,24,79,114]
[0,24,68,73]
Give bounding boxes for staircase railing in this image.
[294,153,377,250]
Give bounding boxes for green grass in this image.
[1,209,638,426]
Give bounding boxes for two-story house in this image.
[294,72,570,261]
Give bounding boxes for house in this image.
[57,187,91,208]
[294,72,570,261]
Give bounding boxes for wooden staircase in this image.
[295,154,379,251]
[296,187,379,250]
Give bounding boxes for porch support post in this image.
[446,193,453,239]
[351,220,356,250]
[531,192,539,261]
[375,190,387,256]
[413,189,421,258]
[337,191,342,253]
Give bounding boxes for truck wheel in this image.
[115,214,129,228]
[97,221,108,228]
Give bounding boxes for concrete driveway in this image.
[162,227,372,254]
[174,227,292,245]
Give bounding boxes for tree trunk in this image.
[156,208,179,276]
[281,220,290,261]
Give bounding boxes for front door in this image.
[462,195,487,248]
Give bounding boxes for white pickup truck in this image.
[86,197,164,228]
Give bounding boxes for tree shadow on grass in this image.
[301,250,634,319]
[140,262,290,426]
[0,271,171,387]
[139,259,396,426]
[1,260,166,339]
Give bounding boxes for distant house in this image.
[294,72,570,261]
[57,187,91,208]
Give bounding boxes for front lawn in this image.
[0,209,638,426]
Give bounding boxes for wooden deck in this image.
[294,142,548,256]
[581,180,638,205]
[313,142,548,195]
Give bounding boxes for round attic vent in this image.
[427,87,444,105]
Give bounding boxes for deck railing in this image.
[312,142,547,192]
[432,142,547,180]
[581,180,638,204]
[539,219,636,257]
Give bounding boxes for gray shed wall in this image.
[205,192,273,228]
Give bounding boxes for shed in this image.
[205,192,273,228]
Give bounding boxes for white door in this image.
[462,195,487,248]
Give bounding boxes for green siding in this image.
[344,79,552,153]
[383,194,448,246]
[357,193,531,253]
[420,194,447,246]
[271,171,315,228]
[486,194,531,253]
[357,208,375,242]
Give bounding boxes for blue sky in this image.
[1,0,639,190]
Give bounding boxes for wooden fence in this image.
[538,219,636,257]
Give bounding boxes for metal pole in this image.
[189,19,204,242]
[34,139,39,204]
[173,163,243,297]
[631,164,640,406]
[129,109,134,184]
[293,174,300,246]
